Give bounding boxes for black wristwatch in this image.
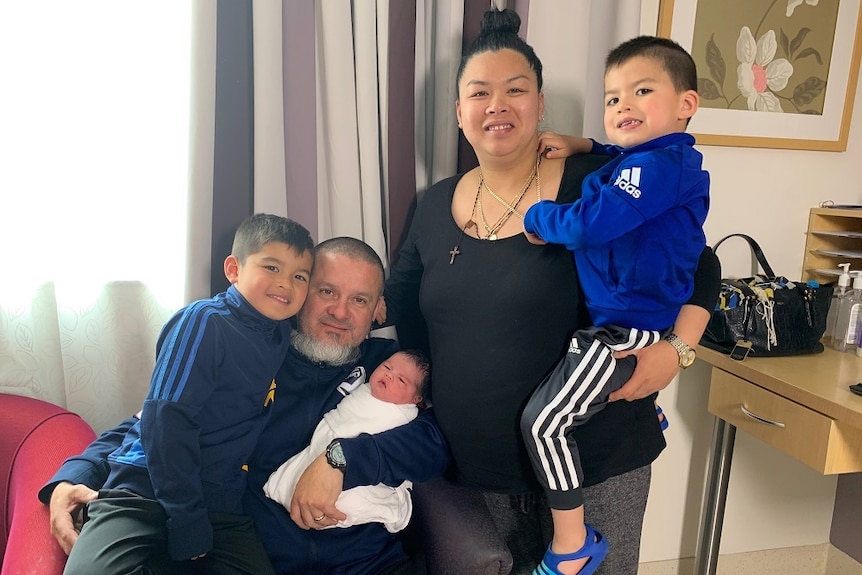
[325,439,346,472]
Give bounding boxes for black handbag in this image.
[700,234,834,360]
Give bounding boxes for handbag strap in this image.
[723,278,758,297]
[712,233,776,278]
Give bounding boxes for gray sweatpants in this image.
[482,465,651,575]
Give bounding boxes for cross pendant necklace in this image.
[449,245,460,264]
[449,176,482,265]
[449,219,476,264]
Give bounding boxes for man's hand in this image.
[49,481,98,555]
[374,296,387,325]
[289,454,347,530]
[609,340,679,402]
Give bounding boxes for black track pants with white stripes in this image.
[520,324,663,510]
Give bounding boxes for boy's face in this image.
[603,55,698,149]
[224,242,313,321]
[367,352,423,405]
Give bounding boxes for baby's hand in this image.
[538,132,591,159]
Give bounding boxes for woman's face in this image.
[456,49,543,159]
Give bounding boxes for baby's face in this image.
[368,352,423,405]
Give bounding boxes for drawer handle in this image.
[739,404,786,428]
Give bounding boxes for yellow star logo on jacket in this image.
[264,379,276,407]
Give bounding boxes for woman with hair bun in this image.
[384,7,718,575]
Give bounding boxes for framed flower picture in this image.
[658,0,862,150]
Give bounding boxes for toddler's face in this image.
[603,55,695,148]
[368,352,423,405]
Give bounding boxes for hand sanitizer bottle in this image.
[833,270,862,352]
[824,263,851,346]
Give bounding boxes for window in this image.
[0,1,191,309]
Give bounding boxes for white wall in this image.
[633,0,862,563]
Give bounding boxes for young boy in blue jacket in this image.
[62,213,314,575]
[520,36,710,575]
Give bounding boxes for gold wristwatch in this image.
[664,333,696,368]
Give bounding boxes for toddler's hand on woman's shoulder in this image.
[538,131,565,158]
[538,132,591,159]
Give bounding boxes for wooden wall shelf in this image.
[802,208,862,283]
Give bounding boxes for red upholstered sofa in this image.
[0,394,96,575]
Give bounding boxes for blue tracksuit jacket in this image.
[101,285,292,559]
[525,132,709,330]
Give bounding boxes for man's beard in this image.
[291,331,360,366]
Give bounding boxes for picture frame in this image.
[658,0,862,151]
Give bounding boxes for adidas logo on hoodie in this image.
[614,167,642,199]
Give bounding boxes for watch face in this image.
[327,442,346,467]
[681,349,697,367]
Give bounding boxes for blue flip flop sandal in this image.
[656,405,669,431]
[532,523,608,575]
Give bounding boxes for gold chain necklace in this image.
[449,155,543,262]
[482,154,542,218]
[477,175,531,239]
[477,154,541,240]
[482,179,526,219]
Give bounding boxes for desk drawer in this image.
[708,369,862,474]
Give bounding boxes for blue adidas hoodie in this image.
[525,132,709,330]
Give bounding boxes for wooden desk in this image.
[694,346,862,575]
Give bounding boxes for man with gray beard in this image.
[41,237,450,575]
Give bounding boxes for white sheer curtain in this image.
[0,1,206,433]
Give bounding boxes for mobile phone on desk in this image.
[820,201,862,209]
